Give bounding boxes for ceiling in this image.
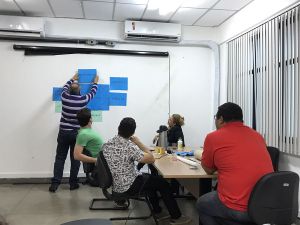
[0,0,254,27]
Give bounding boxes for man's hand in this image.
[130,136,152,154]
[72,73,78,81]
[94,75,99,84]
[130,136,140,145]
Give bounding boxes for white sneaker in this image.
[170,215,192,225]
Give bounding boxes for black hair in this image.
[118,117,136,138]
[216,102,243,122]
[77,108,91,127]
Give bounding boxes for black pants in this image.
[51,129,80,185]
[125,174,181,219]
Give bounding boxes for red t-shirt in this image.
[202,122,274,212]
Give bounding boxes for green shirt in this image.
[76,128,104,158]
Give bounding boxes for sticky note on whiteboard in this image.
[52,87,63,101]
[91,110,102,122]
[110,77,128,90]
[87,84,110,111]
[78,69,97,83]
[109,92,127,106]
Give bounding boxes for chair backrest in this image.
[266,146,280,171]
[248,171,299,225]
[95,151,113,189]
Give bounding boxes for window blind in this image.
[227,5,300,156]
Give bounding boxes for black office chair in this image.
[266,146,280,171]
[216,171,299,225]
[82,149,115,209]
[248,171,299,225]
[93,151,159,225]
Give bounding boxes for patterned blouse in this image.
[102,135,144,193]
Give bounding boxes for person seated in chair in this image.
[74,108,104,186]
[74,108,104,164]
[167,114,185,147]
[102,117,191,225]
[196,102,274,225]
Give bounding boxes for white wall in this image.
[44,17,218,42]
[217,0,300,44]
[217,0,300,216]
[0,17,217,178]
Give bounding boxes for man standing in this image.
[102,117,191,224]
[196,102,274,225]
[49,74,99,192]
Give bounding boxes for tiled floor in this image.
[0,184,200,225]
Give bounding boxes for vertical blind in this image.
[227,5,300,156]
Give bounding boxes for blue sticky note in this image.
[87,99,109,111]
[52,87,63,101]
[109,93,127,106]
[110,77,128,90]
[79,83,93,95]
[78,69,97,83]
[87,84,110,111]
[95,84,110,98]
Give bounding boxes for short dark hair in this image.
[77,108,91,127]
[118,117,136,138]
[216,102,243,122]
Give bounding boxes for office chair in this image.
[216,171,299,225]
[266,146,280,171]
[94,151,159,225]
[82,149,115,209]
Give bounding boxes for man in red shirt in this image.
[196,102,273,225]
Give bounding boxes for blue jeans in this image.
[196,191,251,225]
[51,129,80,185]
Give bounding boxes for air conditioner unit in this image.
[0,15,44,37]
[124,20,181,42]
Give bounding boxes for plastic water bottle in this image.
[177,138,183,151]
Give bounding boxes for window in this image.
[227,5,300,156]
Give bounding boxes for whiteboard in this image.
[0,42,214,178]
[0,42,169,177]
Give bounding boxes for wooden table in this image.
[153,153,217,197]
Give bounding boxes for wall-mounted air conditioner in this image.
[124,20,181,42]
[0,15,44,37]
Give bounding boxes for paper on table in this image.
[177,156,198,168]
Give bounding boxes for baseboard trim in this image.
[0,177,86,184]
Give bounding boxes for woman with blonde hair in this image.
[167,114,185,147]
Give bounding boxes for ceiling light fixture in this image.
[148,0,184,16]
